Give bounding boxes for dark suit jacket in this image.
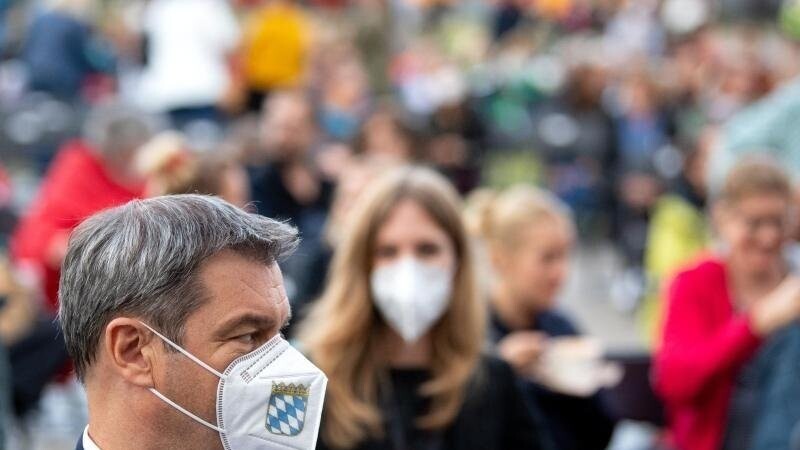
[75,436,84,450]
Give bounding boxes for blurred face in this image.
[103,145,148,189]
[717,193,793,275]
[155,251,290,448]
[372,199,456,273]
[362,113,412,162]
[323,64,367,109]
[623,79,656,116]
[261,95,315,161]
[495,217,574,312]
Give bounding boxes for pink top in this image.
[654,257,763,450]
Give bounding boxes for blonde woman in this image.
[300,167,547,450]
[476,184,615,450]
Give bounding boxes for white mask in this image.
[370,257,454,343]
[141,322,327,450]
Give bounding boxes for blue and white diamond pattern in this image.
[266,392,307,436]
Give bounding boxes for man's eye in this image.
[233,333,256,345]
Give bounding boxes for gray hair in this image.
[58,195,299,380]
[82,101,161,157]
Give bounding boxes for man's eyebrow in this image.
[214,314,278,338]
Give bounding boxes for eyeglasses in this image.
[736,213,795,235]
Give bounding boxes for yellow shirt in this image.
[640,194,709,347]
[243,3,309,90]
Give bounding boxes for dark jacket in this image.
[745,324,800,450]
[23,11,114,100]
[490,309,616,450]
[316,356,551,450]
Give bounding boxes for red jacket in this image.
[654,257,762,450]
[11,141,143,311]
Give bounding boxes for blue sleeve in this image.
[750,326,800,450]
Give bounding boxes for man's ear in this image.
[103,318,158,387]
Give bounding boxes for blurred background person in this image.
[248,89,334,294]
[0,256,43,432]
[10,101,156,313]
[134,130,198,198]
[134,130,250,208]
[354,107,417,163]
[300,167,550,450]
[655,158,800,450]
[5,0,800,447]
[476,184,616,450]
[184,156,251,208]
[22,0,116,103]
[640,126,717,344]
[704,2,800,193]
[136,0,242,131]
[318,60,371,143]
[249,90,331,229]
[609,71,671,311]
[241,0,311,112]
[289,157,389,335]
[3,103,155,432]
[533,62,616,240]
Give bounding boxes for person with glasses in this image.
[654,157,800,450]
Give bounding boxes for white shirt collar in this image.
[83,426,102,450]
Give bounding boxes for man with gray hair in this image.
[60,195,328,450]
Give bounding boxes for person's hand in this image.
[750,276,800,336]
[497,331,548,376]
[283,164,320,205]
[316,143,352,181]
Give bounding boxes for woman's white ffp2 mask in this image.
[141,322,327,450]
[370,257,453,343]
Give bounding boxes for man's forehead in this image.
[267,262,282,281]
[266,262,288,306]
[191,256,290,331]
[201,254,286,304]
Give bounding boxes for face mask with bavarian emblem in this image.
[141,322,327,450]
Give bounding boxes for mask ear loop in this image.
[138,321,225,378]
[138,321,226,433]
[148,388,224,433]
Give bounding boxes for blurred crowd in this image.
[2,0,800,449]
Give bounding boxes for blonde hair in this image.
[719,157,792,205]
[135,132,198,197]
[300,166,485,449]
[473,184,573,250]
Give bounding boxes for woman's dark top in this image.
[316,356,550,450]
[489,309,616,450]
